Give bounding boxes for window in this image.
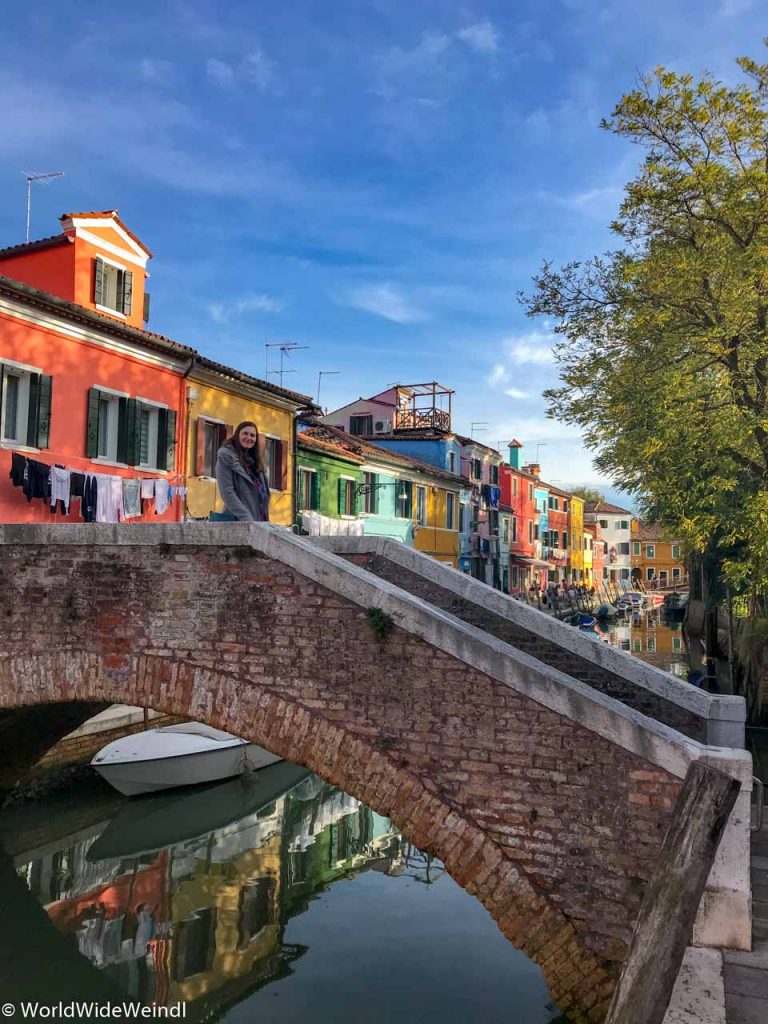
[86,388,176,469]
[472,458,482,480]
[511,517,517,543]
[647,637,656,652]
[298,468,319,510]
[633,639,642,653]
[490,464,499,485]
[563,500,569,513]
[672,567,681,580]
[647,567,656,580]
[195,418,230,477]
[672,544,681,560]
[0,363,52,449]
[534,524,540,540]
[619,519,629,530]
[502,517,509,544]
[599,519,609,529]
[349,414,373,436]
[672,637,682,652]
[237,877,275,949]
[448,451,456,473]
[459,502,467,533]
[173,908,216,981]
[603,567,608,579]
[362,472,378,514]
[632,541,640,555]
[548,496,558,511]
[645,544,655,558]
[94,257,133,316]
[415,486,427,526]
[396,480,413,518]
[550,530,558,548]
[563,532,568,549]
[528,483,534,501]
[618,542,630,555]
[512,476,518,497]
[338,477,356,516]
[620,568,630,579]
[446,492,456,529]
[530,522,535,542]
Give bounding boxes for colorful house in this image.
[630,521,686,588]
[0,213,189,523]
[585,501,633,584]
[185,359,312,527]
[500,441,542,593]
[568,495,585,583]
[544,484,570,584]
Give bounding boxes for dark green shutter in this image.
[94,258,104,305]
[143,291,151,323]
[337,478,344,515]
[35,374,52,448]
[159,409,176,472]
[86,388,101,457]
[26,374,40,447]
[123,271,133,316]
[311,472,320,510]
[120,398,141,465]
[354,479,363,516]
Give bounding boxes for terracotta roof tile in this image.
[0,233,70,261]
[585,500,633,515]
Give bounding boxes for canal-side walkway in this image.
[724,815,768,1023]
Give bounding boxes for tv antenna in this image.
[265,342,309,388]
[23,171,64,243]
[317,370,340,407]
[470,421,488,439]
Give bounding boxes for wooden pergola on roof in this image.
[394,381,454,432]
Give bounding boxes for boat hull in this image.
[94,742,281,797]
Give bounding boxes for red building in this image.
[0,211,189,524]
[585,522,606,587]
[500,440,546,593]
[544,483,570,585]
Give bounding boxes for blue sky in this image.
[0,0,760,497]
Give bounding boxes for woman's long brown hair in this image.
[227,420,266,475]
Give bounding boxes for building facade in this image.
[585,501,633,584]
[630,521,686,587]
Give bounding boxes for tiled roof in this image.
[585,500,633,515]
[0,233,70,261]
[301,425,465,485]
[452,433,503,457]
[633,520,680,542]
[0,274,314,408]
[369,428,452,442]
[298,432,365,463]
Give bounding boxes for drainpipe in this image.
[178,356,197,519]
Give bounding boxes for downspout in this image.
[179,356,197,520]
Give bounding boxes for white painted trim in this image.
[0,441,40,454]
[0,298,186,373]
[0,357,43,375]
[136,396,169,410]
[95,303,127,320]
[92,457,130,469]
[263,432,282,441]
[298,466,318,474]
[97,253,128,273]
[339,475,357,482]
[73,225,149,267]
[94,385,129,398]
[198,414,227,427]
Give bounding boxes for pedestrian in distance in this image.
[213,420,271,523]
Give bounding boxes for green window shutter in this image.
[94,258,104,305]
[86,387,101,457]
[158,409,176,471]
[35,374,52,448]
[337,478,344,515]
[26,373,40,447]
[311,472,320,510]
[123,271,133,316]
[120,398,141,465]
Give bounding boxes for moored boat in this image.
[91,722,282,797]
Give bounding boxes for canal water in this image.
[0,606,692,1023]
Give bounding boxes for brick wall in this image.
[33,713,184,771]
[0,541,687,1022]
[343,552,707,741]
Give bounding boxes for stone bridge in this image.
[0,524,754,1023]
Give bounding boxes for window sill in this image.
[1,441,41,454]
[96,303,127,319]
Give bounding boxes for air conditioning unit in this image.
[374,419,392,433]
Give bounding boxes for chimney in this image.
[523,462,540,478]
[508,439,522,469]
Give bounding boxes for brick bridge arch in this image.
[0,524,747,1022]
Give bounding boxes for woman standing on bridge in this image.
[214,421,271,522]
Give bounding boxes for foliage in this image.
[520,43,768,601]
[366,606,395,646]
[570,486,605,503]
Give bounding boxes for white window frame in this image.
[298,467,318,511]
[91,385,129,464]
[263,433,282,491]
[1,369,30,446]
[135,395,168,470]
[447,451,456,473]
[446,492,456,530]
[672,567,681,580]
[96,255,130,319]
[415,485,427,526]
[339,475,356,518]
[645,544,656,558]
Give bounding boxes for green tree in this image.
[570,486,604,504]
[521,44,768,604]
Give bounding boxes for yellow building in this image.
[630,520,686,588]
[582,528,594,586]
[185,358,313,526]
[568,495,585,581]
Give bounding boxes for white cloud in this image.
[488,363,508,385]
[343,283,427,324]
[504,330,557,365]
[456,21,499,53]
[206,58,236,88]
[242,48,276,90]
[208,294,284,322]
[503,387,528,399]
[139,58,173,84]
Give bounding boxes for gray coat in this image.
[215,445,271,522]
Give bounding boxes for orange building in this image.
[630,520,686,588]
[0,211,189,523]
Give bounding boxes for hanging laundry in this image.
[82,475,98,523]
[122,478,142,520]
[70,472,86,499]
[23,459,51,503]
[154,478,170,515]
[9,452,26,488]
[140,478,155,500]
[50,466,71,515]
[95,475,123,523]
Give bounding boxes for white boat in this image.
[91,722,282,797]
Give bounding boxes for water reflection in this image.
[603,609,691,677]
[4,761,562,1023]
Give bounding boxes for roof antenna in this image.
[23,171,64,243]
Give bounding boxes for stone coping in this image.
[313,535,746,748]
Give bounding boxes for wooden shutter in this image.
[164,410,177,472]
[311,471,320,510]
[35,374,52,448]
[86,387,101,458]
[122,271,133,316]
[26,373,40,447]
[94,258,104,305]
[143,291,151,323]
[337,478,344,515]
[155,407,169,470]
[257,433,267,481]
[121,398,141,466]
[195,416,207,476]
[277,440,289,491]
